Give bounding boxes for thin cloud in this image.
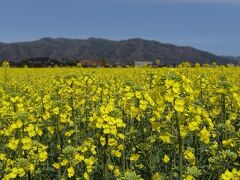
[121,0,240,4]
[169,0,240,3]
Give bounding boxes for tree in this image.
[178,61,191,68]
[1,60,10,82]
[194,63,201,67]
[211,62,217,67]
[202,63,210,67]
[76,63,82,68]
[155,58,161,67]
[2,60,10,68]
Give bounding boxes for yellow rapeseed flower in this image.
[163,154,170,163]
[199,127,211,144]
[67,166,75,177]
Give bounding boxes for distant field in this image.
[0,67,239,179]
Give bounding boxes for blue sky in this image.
[0,0,239,56]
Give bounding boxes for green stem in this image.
[103,135,108,180]
[193,133,198,166]
[175,112,183,180]
[56,114,62,179]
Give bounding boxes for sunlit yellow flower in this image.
[7,138,19,150]
[199,127,210,144]
[163,154,170,163]
[18,168,26,177]
[130,153,140,161]
[67,166,75,177]
[114,168,121,177]
[61,159,68,166]
[159,133,171,144]
[84,172,90,180]
[53,163,60,169]
[184,175,196,180]
[53,107,60,115]
[184,148,195,165]
[174,99,185,112]
[39,151,48,162]
[188,121,200,131]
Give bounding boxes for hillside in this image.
[0,37,236,65]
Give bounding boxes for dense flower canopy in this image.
[0,66,239,179]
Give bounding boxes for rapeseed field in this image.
[0,66,239,180]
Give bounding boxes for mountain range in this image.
[0,37,238,65]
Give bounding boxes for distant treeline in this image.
[1,58,118,67]
[7,58,75,67]
[1,57,143,67]
[1,57,238,68]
